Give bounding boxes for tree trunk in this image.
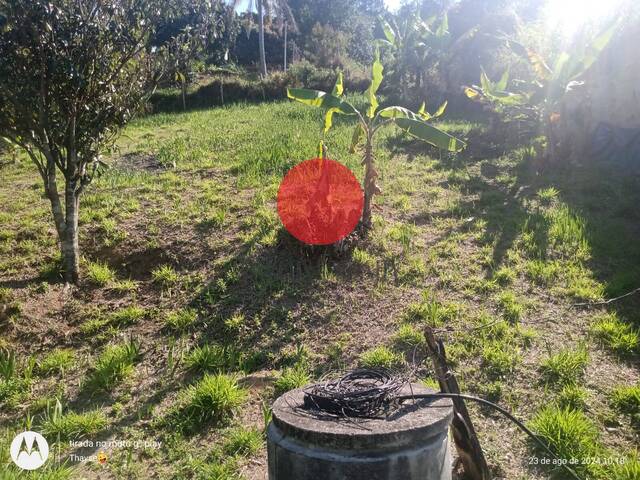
[258,0,267,77]
[283,21,288,73]
[361,136,378,228]
[62,181,80,284]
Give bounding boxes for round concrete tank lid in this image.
[271,384,453,451]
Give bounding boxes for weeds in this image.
[590,312,639,356]
[222,427,262,457]
[359,346,404,370]
[540,347,589,387]
[175,374,247,429]
[38,349,75,375]
[165,308,198,332]
[87,340,140,391]
[274,364,310,396]
[42,400,107,441]
[86,260,117,286]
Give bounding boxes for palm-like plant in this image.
[287,50,466,228]
[464,19,620,159]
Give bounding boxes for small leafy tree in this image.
[464,20,620,159]
[0,0,216,283]
[287,50,466,228]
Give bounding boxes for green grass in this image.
[222,427,262,457]
[392,323,425,349]
[185,344,238,373]
[358,346,404,370]
[481,341,521,377]
[529,406,601,476]
[609,384,640,415]
[589,312,639,356]
[493,266,516,286]
[38,348,75,375]
[87,340,140,391]
[540,347,589,386]
[152,264,179,288]
[42,401,108,441]
[165,308,198,332]
[497,291,524,323]
[273,364,311,396]
[80,305,146,335]
[557,384,588,410]
[175,374,247,428]
[86,260,117,286]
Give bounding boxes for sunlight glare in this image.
[544,0,624,37]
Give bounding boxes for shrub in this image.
[359,346,404,370]
[540,347,589,386]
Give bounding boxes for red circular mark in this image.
[277,158,363,245]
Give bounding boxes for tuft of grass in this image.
[524,259,560,286]
[273,364,310,396]
[185,344,238,373]
[493,266,516,286]
[176,374,247,427]
[38,349,75,375]
[537,186,559,203]
[403,296,459,327]
[80,306,145,336]
[42,400,107,441]
[589,312,639,356]
[557,384,588,411]
[359,346,404,370]
[86,261,117,286]
[351,247,376,269]
[152,264,179,288]
[165,308,198,332]
[611,453,640,480]
[529,406,600,474]
[222,427,262,457]
[540,346,589,387]
[109,279,139,293]
[481,341,521,377]
[87,340,140,391]
[609,384,640,415]
[392,324,425,349]
[497,291,524,323]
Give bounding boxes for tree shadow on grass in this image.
[189,228,361,369]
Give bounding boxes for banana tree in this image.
[376,7,450,100]
[287,51,466,228]
[464,19,620,158]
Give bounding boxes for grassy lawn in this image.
[1,99,639,479]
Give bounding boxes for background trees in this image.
[0,0,218,283]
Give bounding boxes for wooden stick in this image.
[424,326,492,480]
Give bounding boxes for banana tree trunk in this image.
[361,134,379,229]
[258,0,267,77]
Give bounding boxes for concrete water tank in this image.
[267,384,454,480]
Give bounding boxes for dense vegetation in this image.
[0,0,639,479]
